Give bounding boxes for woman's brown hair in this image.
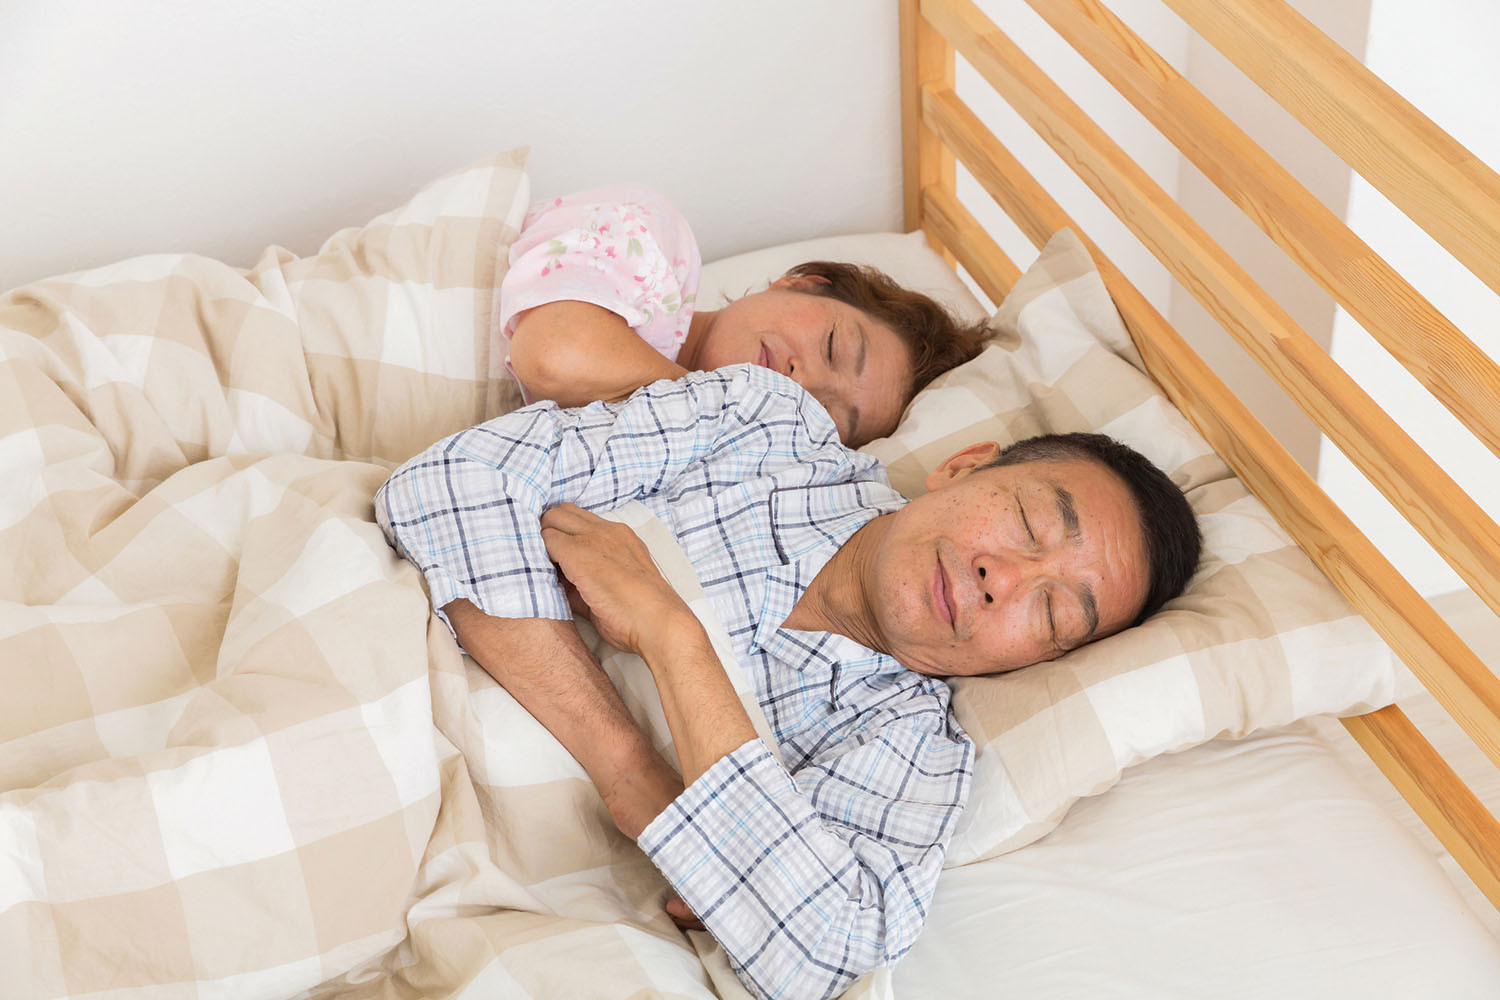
[783,260,992,407]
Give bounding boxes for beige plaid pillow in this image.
[861,229,1403,864]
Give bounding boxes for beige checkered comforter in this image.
[0,152,734,998]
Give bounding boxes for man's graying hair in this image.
[986,432,1201,627]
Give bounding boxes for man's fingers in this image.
[542,505,652,571]
[664,895,705,932]
[560,577,591,620]
[539,502,601,533]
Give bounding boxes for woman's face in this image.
[689,277,914,446]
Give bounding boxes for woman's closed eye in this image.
[825,327,836,364]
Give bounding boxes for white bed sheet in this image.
[1311,588,1500,940]
[893,721,1500,999]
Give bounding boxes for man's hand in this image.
[540,503,697,658]
[442,601,683,839]
[540,503,757,787]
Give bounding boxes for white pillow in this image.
[696,229,988,324]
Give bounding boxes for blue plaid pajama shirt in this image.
[375,365,973,1000]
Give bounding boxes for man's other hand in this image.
[665,894,705,932]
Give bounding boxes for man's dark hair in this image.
[987,432,1201,627]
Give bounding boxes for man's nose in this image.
[975,554,1035,607]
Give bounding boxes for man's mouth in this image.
[934,555,955,631]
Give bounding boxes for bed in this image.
[3,1,1498,997]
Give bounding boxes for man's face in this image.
[865,446,1151,676]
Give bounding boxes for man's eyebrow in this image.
[1079,584,1099,643]
[1052,483,1097,641]
[1053,485,1080,537]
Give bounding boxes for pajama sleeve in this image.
[496,185,702,400]
[639,696,972,1000]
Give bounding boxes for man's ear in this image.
[769,273,831,293]
[924,441,1003,492]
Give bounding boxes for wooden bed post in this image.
[900,0,956,255]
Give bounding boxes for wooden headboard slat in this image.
[900,0,956,237]
[1343,707,1500,912]
[906,0,1500,917]
[922,86,1058,248]
[1023,0,1500,462]
[1163,0,1500,298]
[920,186,1020,302]
[922,0,1500,630]
[919,79,1500,783]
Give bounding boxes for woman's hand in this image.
[540,503,696,658]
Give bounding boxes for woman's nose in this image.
[785,354,826,391]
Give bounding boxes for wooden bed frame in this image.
[899,0,1500,911]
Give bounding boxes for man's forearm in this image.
[640,612,759,786]
[443,599,683,839]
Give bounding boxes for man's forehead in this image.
[990,455,1112,494]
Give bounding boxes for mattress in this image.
[893,721,1500,998]
[1312,588,1500,940]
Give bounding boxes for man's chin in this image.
[902,660,948,678]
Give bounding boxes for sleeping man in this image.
[375,363,1200,1000]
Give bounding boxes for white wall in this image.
[1167,1,1371,471]
[1316,0,1500,596]
[1,0,1187,309]
[956,0,1186,316]
[0,1,902,287]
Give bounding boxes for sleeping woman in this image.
[498,186,990,447]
